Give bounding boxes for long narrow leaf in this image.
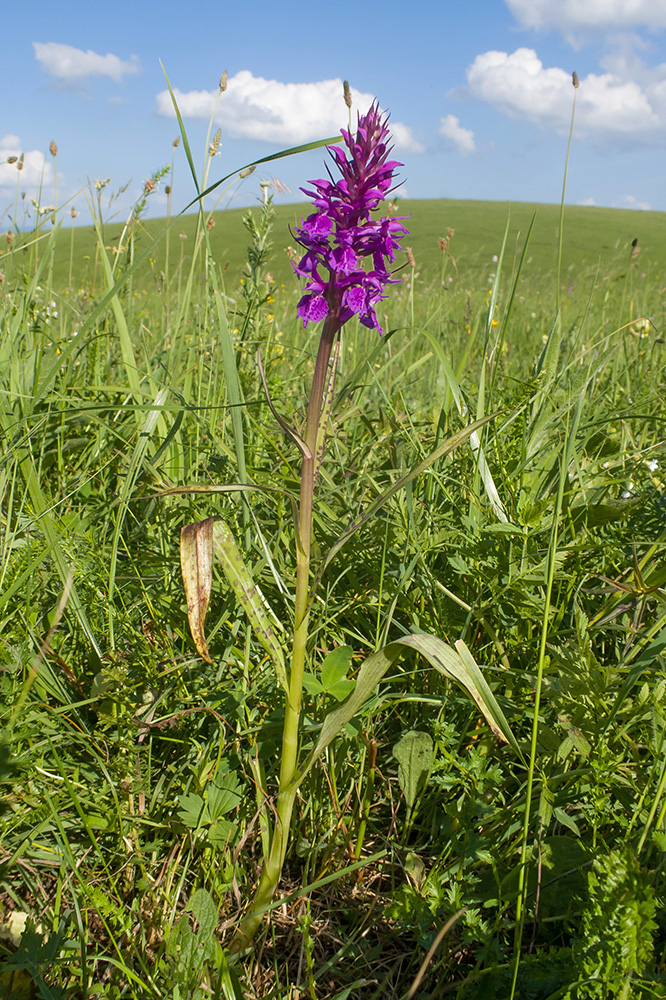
[181,135,344,213]
[209,267,248,483]
[160,63,201,197]
[297,632,518,784]
[317,414,499,583]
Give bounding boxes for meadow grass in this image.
[4,196,665,303]
[0,172,665,999]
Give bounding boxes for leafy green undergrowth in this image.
[0,175,665,999]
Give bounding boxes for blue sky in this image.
[3,0,666,224]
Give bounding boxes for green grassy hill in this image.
[4,198,664,294]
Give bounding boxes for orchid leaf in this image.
[180,517,288,693]
[180,518,215,662]
[296,632,517,785]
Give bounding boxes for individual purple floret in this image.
[293,101,408,334]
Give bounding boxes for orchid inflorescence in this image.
[293,101,408,334]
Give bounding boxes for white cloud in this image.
[0,135,52,188]
[33,42,140,83]
[439,114,477,154]
[390,121,425,153]
[620,193,651,209]
[578,196,597,205]
[155,71,421,151]
[465,48,660,141]
[506,0,666,33]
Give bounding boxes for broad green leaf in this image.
[321,646,354,698]
[187,888,218,944]
[651,831,666,852]
[328,679,355,702]
[557,713,591,758]
[209,819,238,848]
[539,781,554,828]
[207,769,242,820]
[321,645,353,688]
[393,731,434,810]
[302,672,324,696]
[177,793,207,829]
[168,888,218,971]
[404,851,426,890]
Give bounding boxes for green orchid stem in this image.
[231,313,340,953]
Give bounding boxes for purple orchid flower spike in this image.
[293,101,408,334]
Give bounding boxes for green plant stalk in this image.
[556,79,578,319]
[354,751,376,860]
[231,313,340,951]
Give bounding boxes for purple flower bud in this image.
[293,101,408,334]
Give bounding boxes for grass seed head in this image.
[70,206,78,218]
[406,246,416,268]
[572,70,580,89]
[173,136,181,148]
[17,153,24,171]
[207,217,215,230]
[343,80,352,108]
[209,129,222,157]
[7,155,17,165]
[239,165,256,179]
[49,140,58,157]
[219,70,228,92]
